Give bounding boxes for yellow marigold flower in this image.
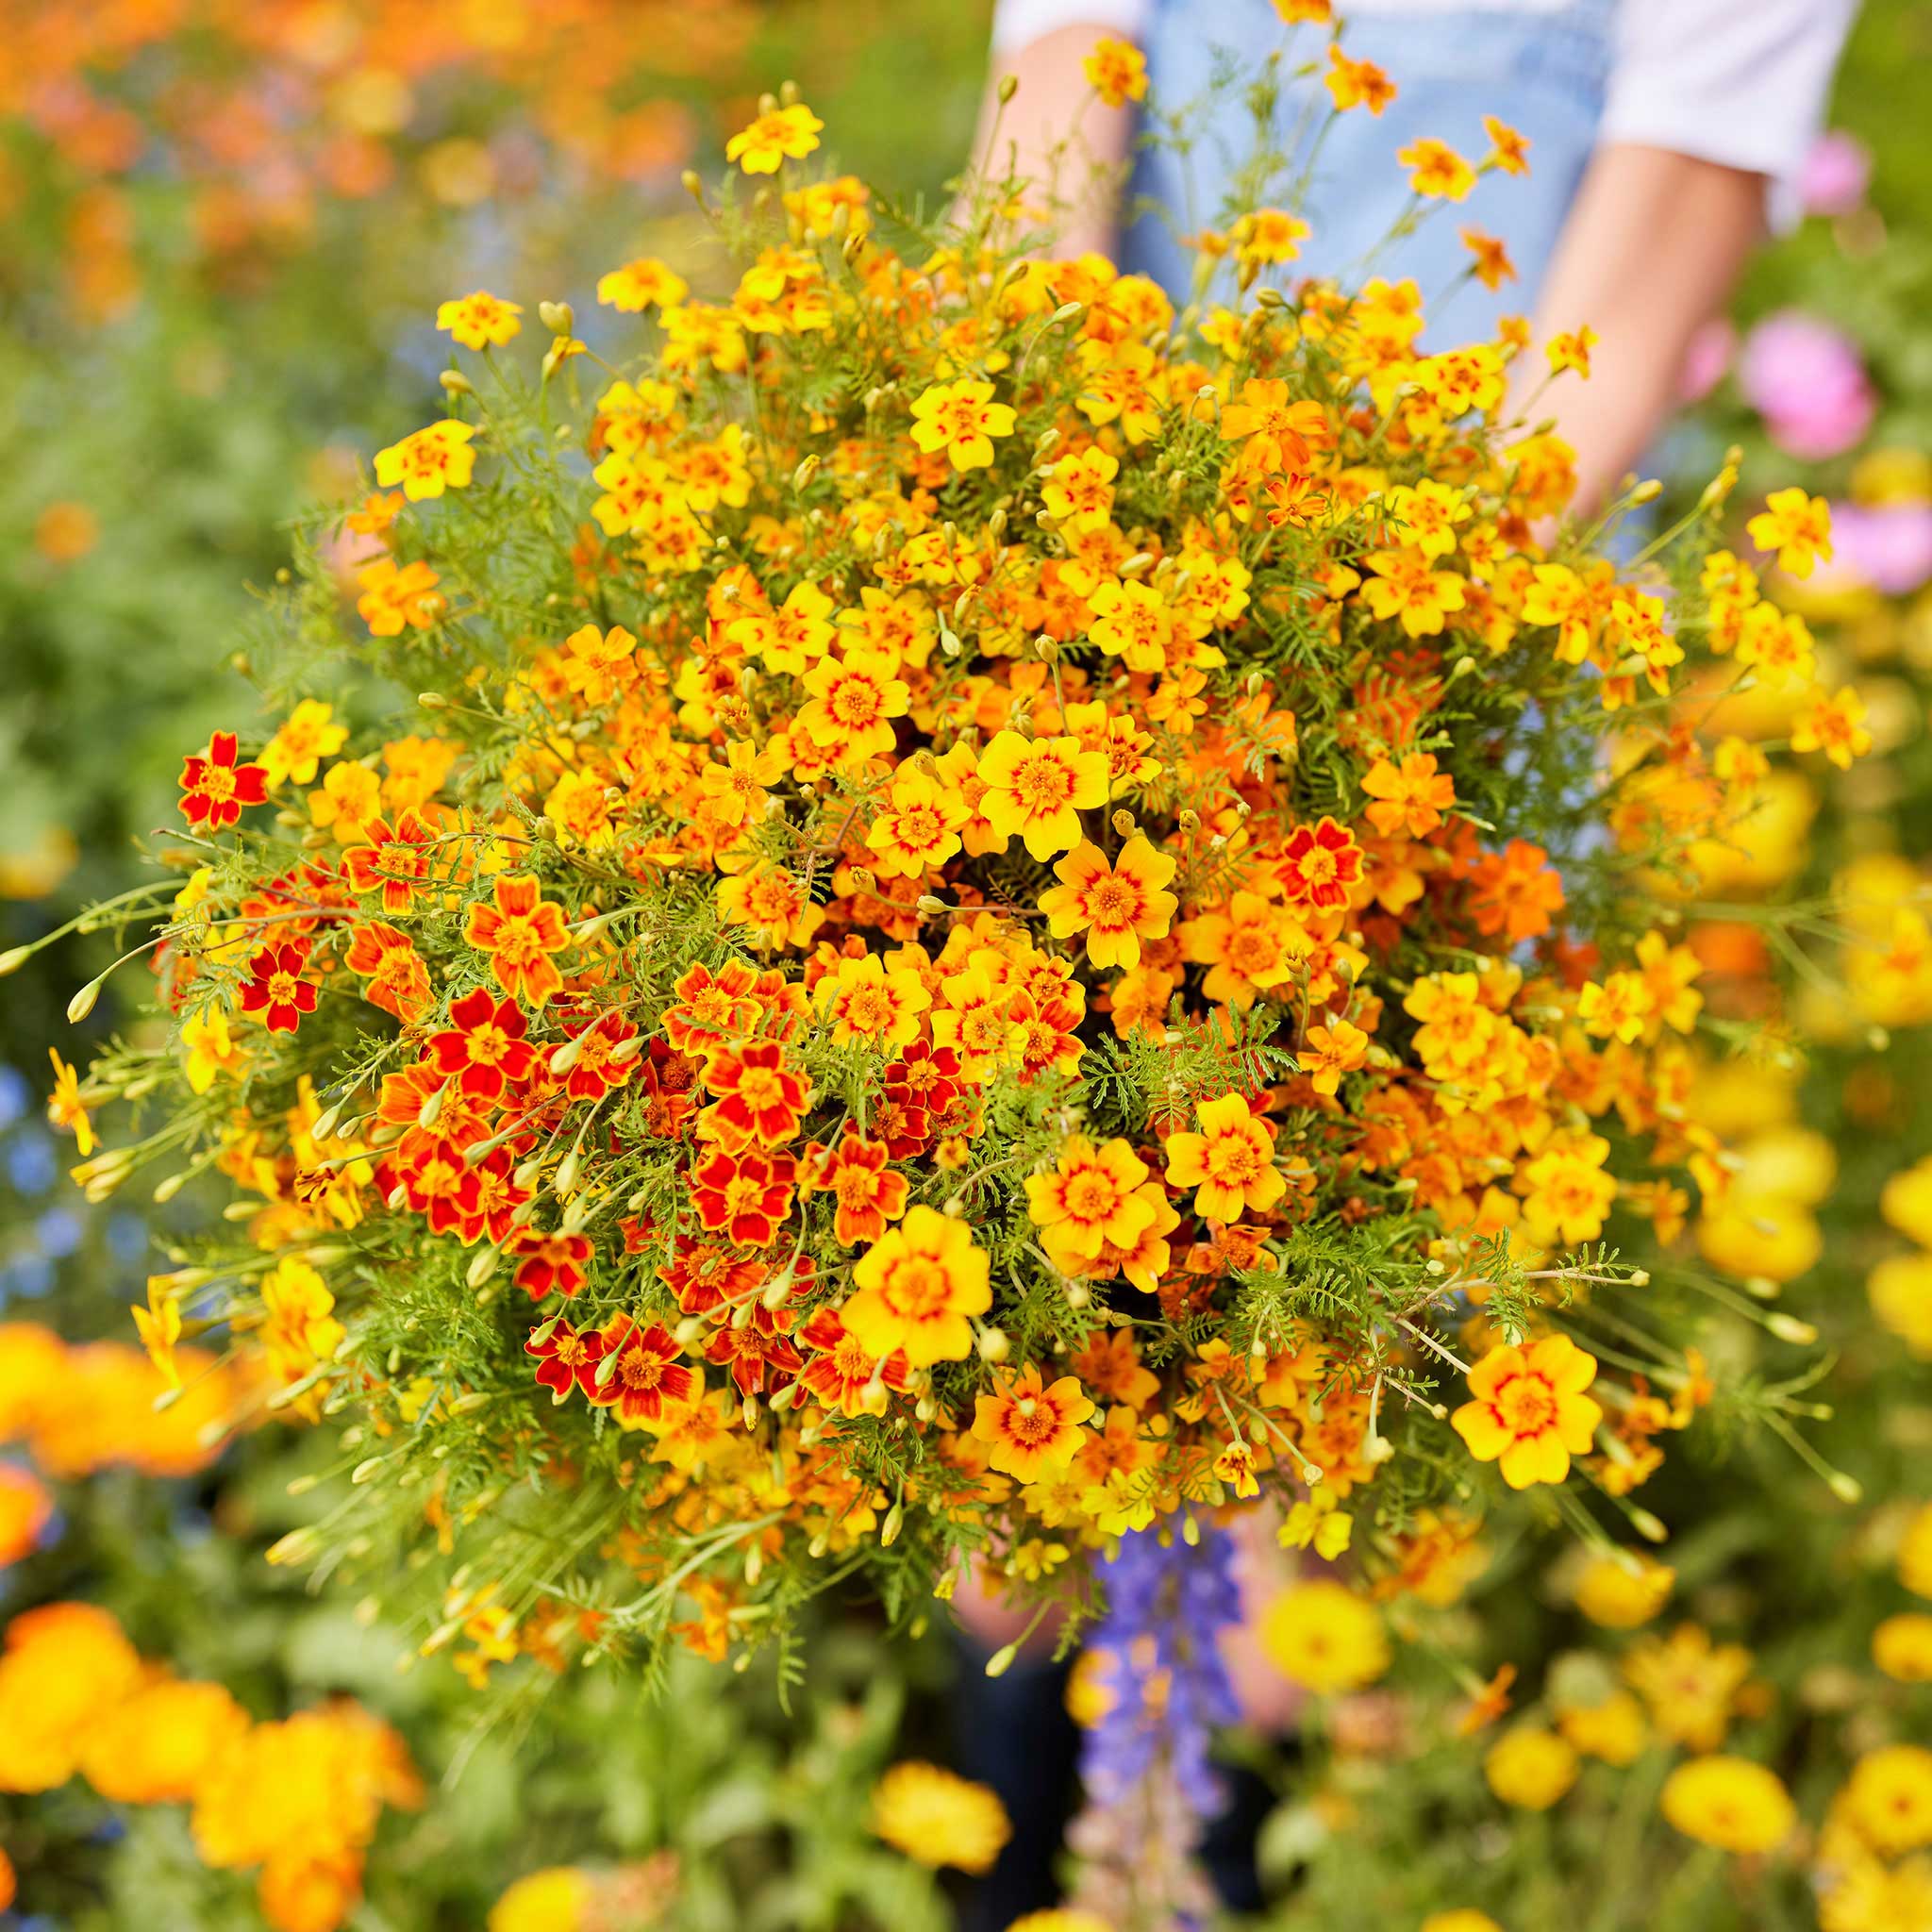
[1746,486,1834,578]
[1038,836,1178,970]
[1452,1336,1601,1490]
[1819,1857,1932,1932]
[1573,1552,1674,1628]
[1840,1746,1932,1857]
[595,257,689,312]
[1026,1136,1155,1262]
[724,102,824,175]
[1875,1613,1932,1683]
[1041,446,1120,531]
[1546,325,1598,378]
[815,952,931,1049]
[374,418,476,501]
[797,647,909,760]
[1624,1624,1753,1750]
[436,290,522,349]
[972,1365,1095,1481]
[1234,208,1311,265]
[1519,1130,1617,1247]
[1084,36,1147,106]
[1698,1192,1821,1285]
[1484,1727,1577,1809]
[843,1205,991,1367]
[1259,1579,1390,1693]
[1461,225,1517,290]
[716,860,824,951]
[1483,115,1531,175]
[1661,1756,1795,1855]
[1361,546,1467,638]
[1422,1916,1504,1932]
[259,700,348,791]
[866,767,972,878]
[975,729,1108,859]
[1867,1253,1932,1357]
[1790,683,1872,769]
[870,1760,1011,1873]
[45,1048,95,1157]
[1007,1912,1113,1932]
[1398,137,1475,202]
[1164,1091,1286,1224]
[909,378,1017,473]
[0,1602,144,1792]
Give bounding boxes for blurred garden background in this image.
[4,3,1931,1928]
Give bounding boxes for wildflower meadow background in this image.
[3,6,1930,1932]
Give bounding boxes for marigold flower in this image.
[178,729,268,829]
[870,1761,1011,1874]
[724,103,823,175]
[374,418,477,500]
[526,1316,607,1402]
[1325,45,1396,114]
[973,1365,1095,1482]
[1484,1726,1577,1808]
[1277,815,1363,910]
[597,257,690,311]
[842,1204,991,1367]
[1164,1092,1286,1223]
[1452,1336,1602,1489]
[1661,1756,1795,1854]
[815,952,931,1048]
[590,1317,696,1426]
[240,941,318,1035]
[1746,485,1834,578]
[1546,325,1598,379]
[975,729,1108,859]
[1398,137,1475,202]
[1083,37,1147,107]
[1025,1135,1156,1267]
[1259,1579,1390,1693]
[437,290,522,349]
[1038,835,1178,970]
[45,1047,95,1157]
[700,1040,809,1146]
[464,873,571,1007]
[909,379,1017,474]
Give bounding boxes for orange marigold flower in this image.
[343,922,430,1024]
[428,986,536,1100]
[1483,115,1532,175]
[1452,1336,1602,1489]
[973,1365,1096,1482]
[1084,36,1148,107]
[1325,45,1396,114]
[842,1204,991,1367]
[701,1040,810,1147]
[178,730,268,830]
[1164,1092,1286,1223]
[810,1131,910,1244]
[1039,835,1178,969]
[463,874,571,1008]
[1361,752,1456,839]
[355,557,444,636]
[1398,137,1475,202]
[717,860,824,951]
[796,1304,913,1416]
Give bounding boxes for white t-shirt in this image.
[990,0,1857,210]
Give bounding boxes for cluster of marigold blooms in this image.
[1,0,766,323]
[0,1598,419,1932]
[35,50,1864,1681]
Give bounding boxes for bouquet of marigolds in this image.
[25,49,1871,1716]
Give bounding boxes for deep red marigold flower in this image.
[511,1229,593,1300]
[527,1317,607,1404]
[395,1135,477,1237]
[690,1146,796,1247]
[590,1317,695,1425]
[238,941,317,1034]
[463,873,571,1008]
[178,730,267,829]
[455,1151,530,1246]
[700,1040,808,1147]
[1277,815,1364,910]
[429,987,538,1102]
[703,1309,804,1398]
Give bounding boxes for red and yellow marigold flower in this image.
[374,419,476,501]
[436,290,522,349]
[908,380,1017,474]
[1039,835,1178,970]
[428,987,536,1101]
[699,1041,809,1147]
[1452,1336,1602,1489]
[1276,815,1363,911]
[239,942,317,1036]
[589,1317,695,1426]
[1025,1136,1157,1267]
[178,731,267,830]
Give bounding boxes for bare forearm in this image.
[968,25,1132,258]
[1528,143,1765,514]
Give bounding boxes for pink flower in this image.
[1798,131,1872,218]
[1739,311,1876,460]
[1816,503,1932,597]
